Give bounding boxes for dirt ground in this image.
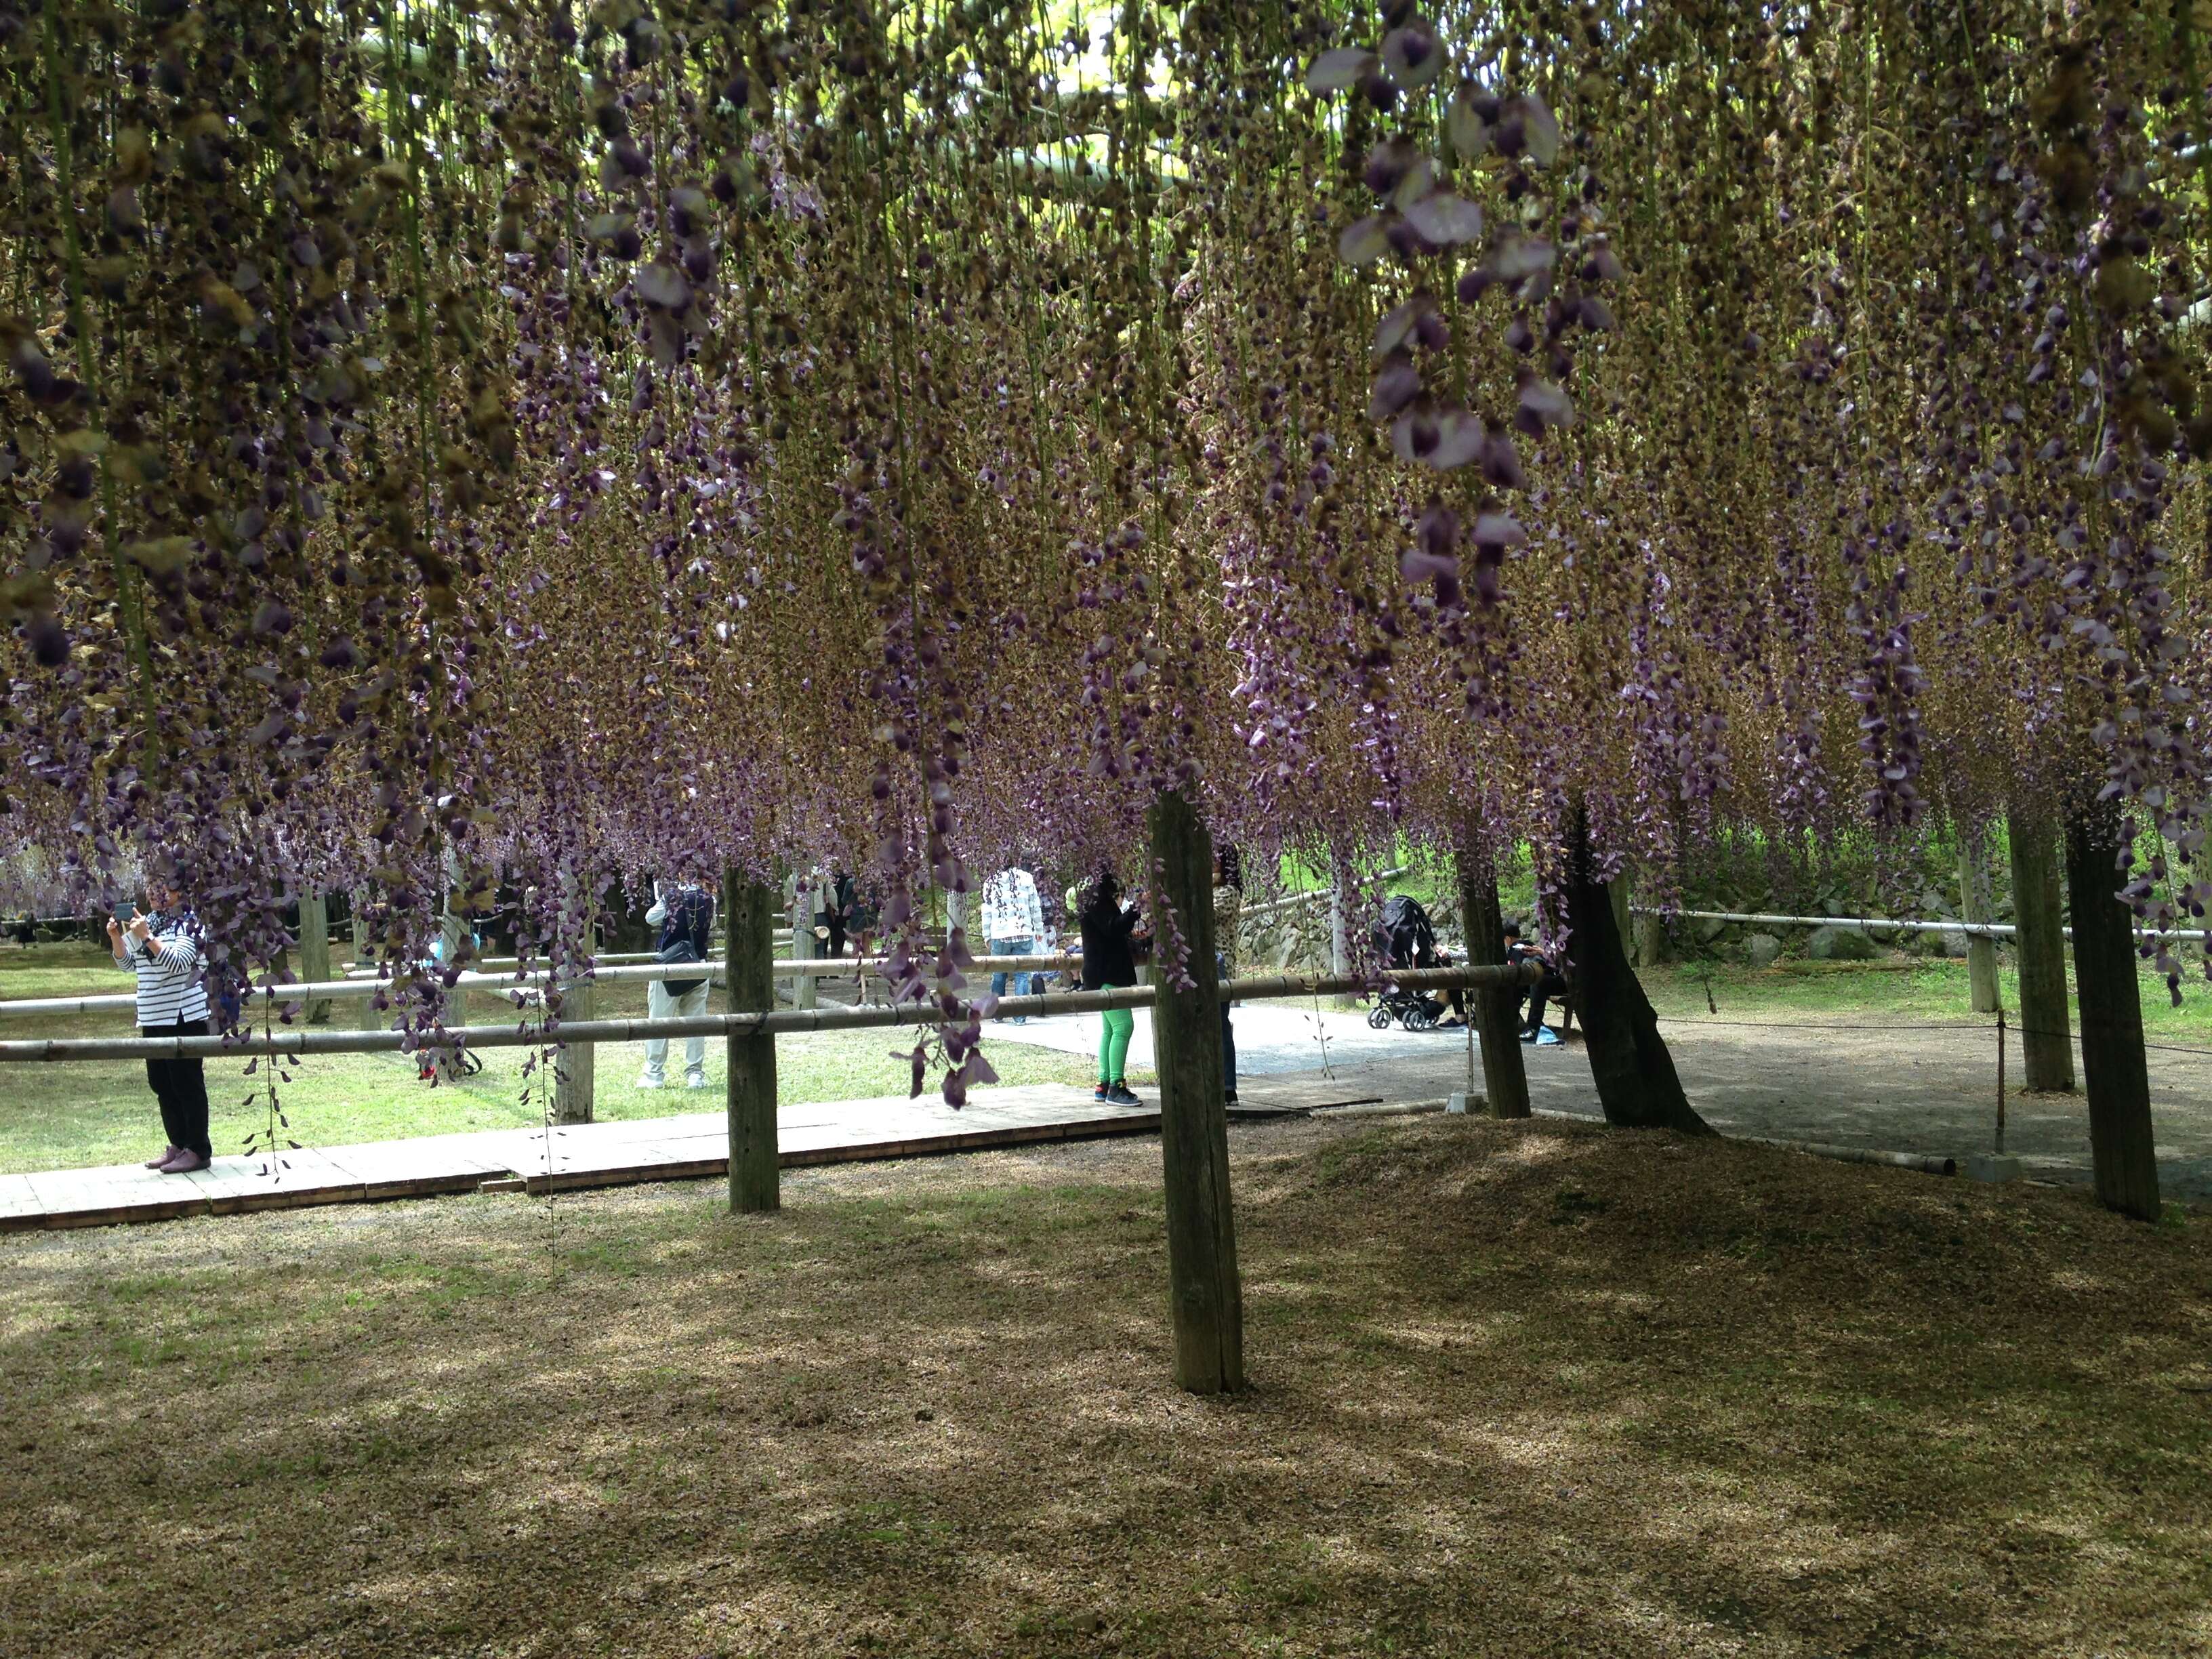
[3,1115,2210,1658]
[1263,1016,2212,1202]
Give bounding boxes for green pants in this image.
[1097,992,1133,1084]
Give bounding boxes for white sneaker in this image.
[683,1076,710,1090]
[636,1075,665,1090]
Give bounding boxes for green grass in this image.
[1639,953,2212,1046]
[7,939,2207,1177]
[0,943,1147,1174]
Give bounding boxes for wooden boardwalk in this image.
[0,1086,1161,1233]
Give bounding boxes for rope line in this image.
[1650,1011,2212,1057]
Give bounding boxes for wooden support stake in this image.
[724,868,780,1213]
[1995,1008,2007,1155]
[2007,813,2076,1092]
[1456,831,1529,1120]
[551,923,596,1126]
[438,840,472,1029]
[2064,808,2160,1221]
[1146,789,1244,1395]
[1957,834,2001,1015]
[298,893,332,1026]
[351,888,380,1033]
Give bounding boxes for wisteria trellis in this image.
[2,0,2207,1099]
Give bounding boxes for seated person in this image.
[1502,920,1566,1046]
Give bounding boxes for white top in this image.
[979,868,1044,944]
[115,912,211,1027]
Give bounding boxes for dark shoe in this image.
[1093,1084,1109,1103]
[1224,1092,1239,1107]
[1105,1083,1142,1107]
[158,1149,210,1174]
[145,1145,181,1169]
[1519,1028,1538,1044]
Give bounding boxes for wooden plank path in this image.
[0,1085,1161,1233]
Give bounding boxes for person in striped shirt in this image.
[107,882,213,1174]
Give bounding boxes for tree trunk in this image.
[298,892,332,1025]
[1146,789,1244,1395]
[2007,813,2075,1093]
[1957,833,2001,1015]
[724,868,781,1213]
[1456,831,1529,1120]
[551,923,596,1126]
[1563,806,1711,1134]
[2064,808,2160,1221]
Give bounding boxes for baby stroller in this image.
[1366,895,1445,1031]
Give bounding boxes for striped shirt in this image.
[117,910,210,1027]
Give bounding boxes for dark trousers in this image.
[143,1017,211,1157]
[1519,972,1568,1033]
[1218,955,1237,1101]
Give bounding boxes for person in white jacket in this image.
[641,876,714,1089]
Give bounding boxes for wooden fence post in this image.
[789,880,817,1011]
[1456,832,1529,1120]
[1147,789,1244,1395]
[2007,813,2076,1093]
[2064,807,2160,1221]
[298,892,332,1025]
[1957,831,2001,1015]
[724,868,780,1213]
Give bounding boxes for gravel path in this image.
[1221,1014,2212,1200]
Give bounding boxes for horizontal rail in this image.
[1635,907,2183,943]
[0,952,1086,1021]
[342,950,691,972]
[1239,866,1410,922]
[0,964,1533,1063]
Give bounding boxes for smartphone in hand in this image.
[111,902,137,929]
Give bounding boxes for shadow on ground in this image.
[1,1116,2208,1658]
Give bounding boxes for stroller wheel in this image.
[1406,1004,1435,1031]
[1366,1004,1391,1029]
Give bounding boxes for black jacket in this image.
[1079,895,1141,989]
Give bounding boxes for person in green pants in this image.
[1077,867,1144,1106]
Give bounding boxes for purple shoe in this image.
[157,1149,210,1174]
[145,1145,181,1169]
